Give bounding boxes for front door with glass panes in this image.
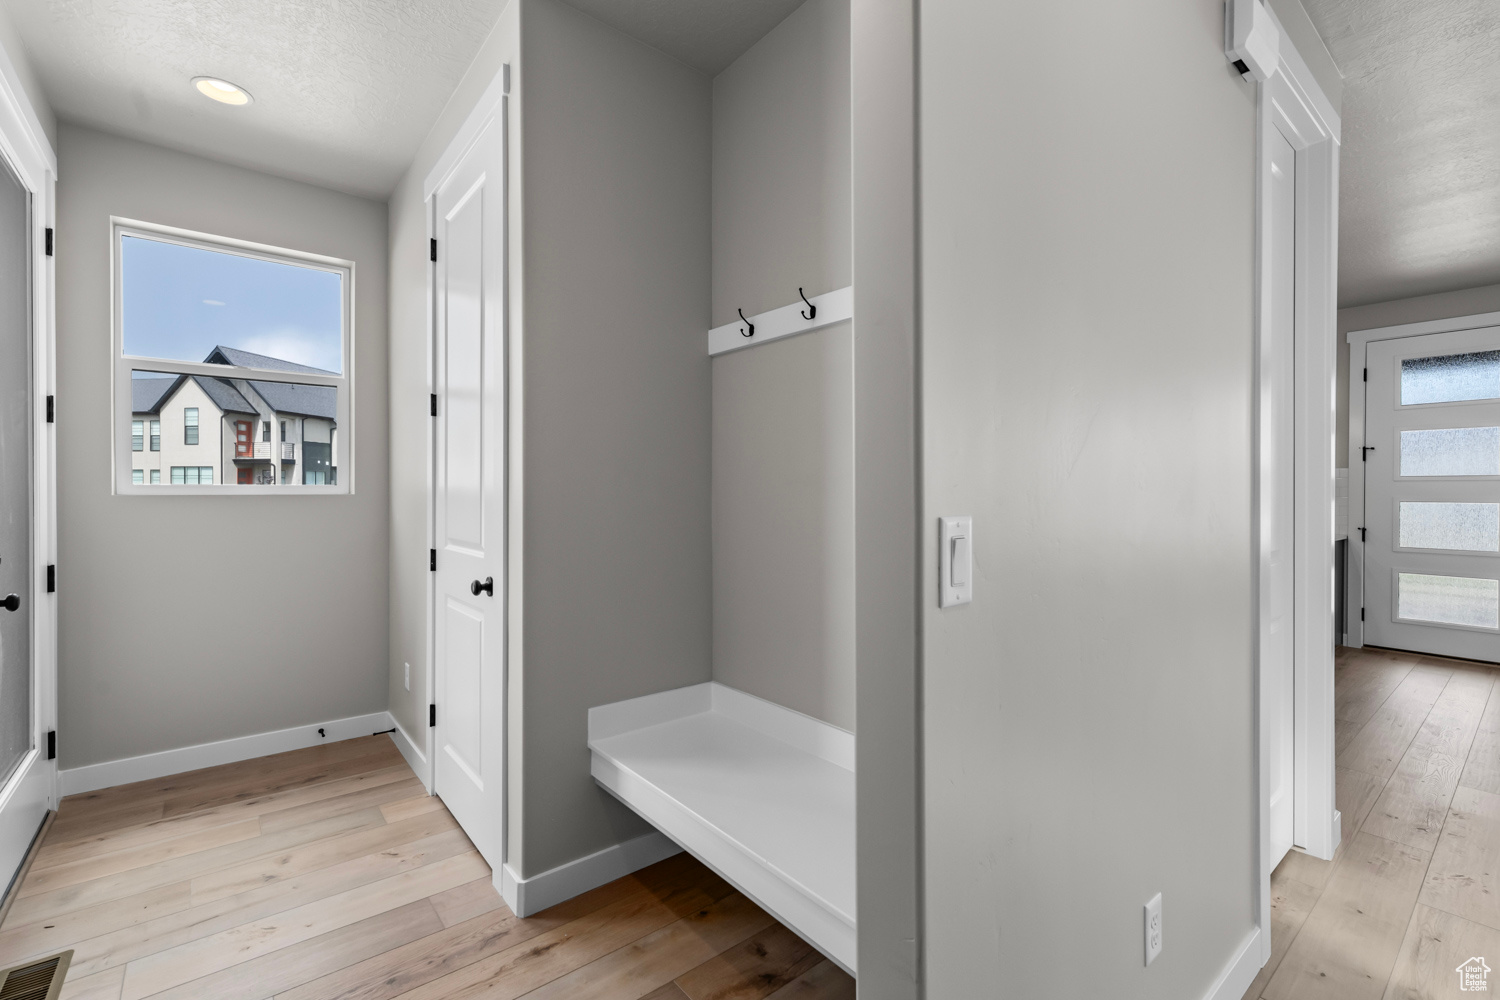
[1364,328,1500,661]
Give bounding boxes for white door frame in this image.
[423,62,512,878]
[0,42,57,891]
[1345,309,1500,648]
[1252,10,1341,969]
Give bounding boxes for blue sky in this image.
[122,235,343,374]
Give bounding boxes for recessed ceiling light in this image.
[192,77,252,106]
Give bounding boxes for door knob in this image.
[1,594,18,612]
[470,577,494,597]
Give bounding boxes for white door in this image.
[1263,124,1297,867]
[1363,327,1500,662]
[0,147,50,889]
[432,109,506,870]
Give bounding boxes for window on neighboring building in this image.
[116,222,352,493]
[170,466,214,485]
[150,469,160,484]
[132,469,144,484]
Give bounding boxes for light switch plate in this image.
[939,516,973,608]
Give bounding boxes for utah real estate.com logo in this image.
[1459,956,1491,991]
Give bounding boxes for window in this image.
[150,469,160,484]
[132,469,144,485]
[115,221,353,492]
[170,466,214,484]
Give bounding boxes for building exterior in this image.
[131,346,338,486]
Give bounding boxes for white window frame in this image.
[110,218,355,495]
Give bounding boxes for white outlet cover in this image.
[1144,892,1162,966]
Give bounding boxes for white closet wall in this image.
[711,0,854,729]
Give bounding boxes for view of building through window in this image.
[118,228,348,489]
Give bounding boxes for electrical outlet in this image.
[1144,893,1162,966]
[404,662,411,691]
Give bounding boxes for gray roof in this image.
[205,345,337,376]
[194,377,258,415]
[247,380,337,420]
[131,377,176,414]
[132,374,256,416]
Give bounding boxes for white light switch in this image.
[940,516,973,608]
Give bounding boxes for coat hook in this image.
[739,308,755,337]
[799,288,816,321]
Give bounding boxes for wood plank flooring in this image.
[1246,646,1500,1000]
[0,736,854,1000]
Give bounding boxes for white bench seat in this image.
[588,682,856,975]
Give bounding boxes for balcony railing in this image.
[282,442,296,461]
[253,441,271,460]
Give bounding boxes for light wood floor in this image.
[1245,645,1500,999]
[0,735,854,1000]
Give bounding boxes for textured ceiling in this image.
[5,0,511,198]
[1300,0,1500,307]
[5,0,805,200]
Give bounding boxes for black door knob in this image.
[470,577,494,597]
[1,594,18,612]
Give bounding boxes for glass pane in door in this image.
[1397,573,1500,629]
[1400,427,1500,476]
[1399,502,1500,551]
[0,153,28,787]
[1402,350,1500,405]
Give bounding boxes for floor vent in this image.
[0,951,72,1000]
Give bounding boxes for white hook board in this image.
[708,286,853,356]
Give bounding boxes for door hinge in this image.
[1358,526,1366,542]
[46,564,55,593]
[429,704,436,727]
[46,730,55,760]
[46,395,54,423]
[430,238,438,263]
[430,393,437,417]
[1363,367,1368,382]
[1360,607,1366,622]
[1362,446,1375,462]
[44,227,53,256]
[429,548,436,572]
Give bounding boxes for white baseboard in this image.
[1203,927,1264,1000]
[498,830,681,917]
[390,718,430,790]
[58,711,398,797]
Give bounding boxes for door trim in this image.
[0,39,57,889]
[1252,7,1341,967]
[1345,310,1500,649]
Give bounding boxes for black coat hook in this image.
[739,308,754,337]
[799,288,816,321]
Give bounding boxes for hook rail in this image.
[707,286,853,356]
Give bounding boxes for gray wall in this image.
[851,0,921,994]
[1336,281,1500,463]
[0,7,55,154]
[710,0,853,730]
[56,124,389,769]
[919,0,1261,996]
[516,0,711,875]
